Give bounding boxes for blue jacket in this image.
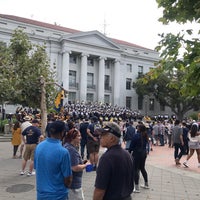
[129,132,148,154]
[123,125,135,141]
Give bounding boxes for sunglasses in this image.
[102,126,120,137]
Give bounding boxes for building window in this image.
[87,93,94,102]
[126,97,132,109]
[127,64,132,72]
[68,92,76,104]
[70,55,77,64]
[126,78,132,90]
[104,75,110,90]
[138,65,143,77]
[138,95,143,110]
[69,70,76,87]
[87,73,94,88]
[105,60,110,69]
[104,95,110,104]
[87,58,94,66]
[149,98,154,111]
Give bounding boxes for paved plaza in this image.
[0,141,200,200]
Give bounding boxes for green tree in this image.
[133,68,200,120]
[0,29,56,109]
[0,42,13,103]
[156,0,200,96]
[157,0,200,24]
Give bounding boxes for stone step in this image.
[0,135,12,142]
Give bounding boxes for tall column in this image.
[62,49,70,105]
[80,53,88,102]
[113,59,120,106]
[98,57,105,103]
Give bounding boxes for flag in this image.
[54,90,64,112]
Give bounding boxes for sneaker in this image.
[12,155,18,159]
[175,158,181,165]
[27,171,33,176]
[20,171,25,175]
[133,189,140,193]
[183,162,189,168]
[141,184,149,189]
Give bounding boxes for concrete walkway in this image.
[0,142,200,200]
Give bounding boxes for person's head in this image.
[23,115,31,122]
[137,123,148,140]
[32,119,40,127]
[91,116,98,123]
[98,122,121,148]
[128,120,134,126]
[64,128,81,147]
[182,121,187,127]
[174,119,180,125]
[48,120,66,140]
[13,121,20,130]
[137,123,146,132]
[190,123,198,137]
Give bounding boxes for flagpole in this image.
[40,76,68,135]
[40,75,47,135]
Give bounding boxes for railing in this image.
[69,82,79,89]
[105,85,112,91]
[87,84,96,89]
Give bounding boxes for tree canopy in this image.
[155,0,200,96]
[157,0,200,24]
[0,29,56,109]
[133,68,200,120]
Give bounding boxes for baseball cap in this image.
[32,119,40,124]
[99,122,121,138]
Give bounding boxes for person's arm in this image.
[72,161,90,172]
[21,134,26,144]
[180,129,184,145]
[93,188,105,200]
[87,128,98,141]
[64,175,72,188]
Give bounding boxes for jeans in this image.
[80,139,89,159]
[174,143,184,160]
[159,134,164,146]
[133,151,148,185]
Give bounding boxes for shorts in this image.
[87,140,100,154]
[188,141,200,149]
[23,144,37,161]
[154,135,159,141]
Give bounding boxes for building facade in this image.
[0,14,169,116]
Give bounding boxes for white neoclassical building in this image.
[0,14,169,116]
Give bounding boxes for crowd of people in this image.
[9,102,200,200]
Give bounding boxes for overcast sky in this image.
[0,0,197,50]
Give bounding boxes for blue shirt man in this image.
[34,120,72,200]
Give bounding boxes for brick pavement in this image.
[0,141,200,200]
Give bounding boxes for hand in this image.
[85,161,91,166]
[83,159,88,164]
